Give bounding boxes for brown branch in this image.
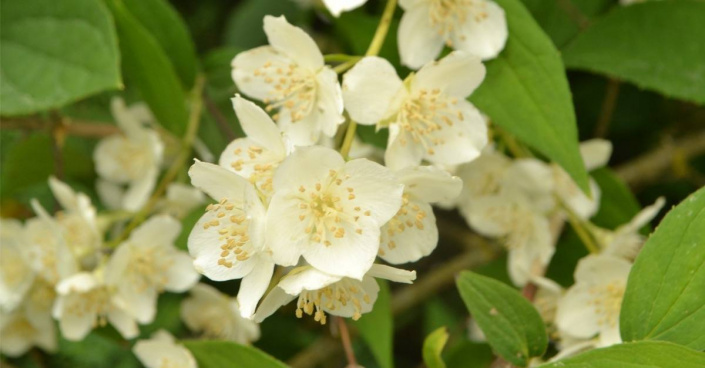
[594,79,620,138]
[336,317,358,368]
[556,0,591,30]
[615,130,705,190]
[203,92,237,142]
[1,117,119,137]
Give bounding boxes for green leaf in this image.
[562,1,705,105]
[184,340,288,368]
[538,341,705,368]
[620,186,705,349]
[591,167,642,230]
[107,0,189,136]
[423,327,449,368]
[470,0,589,194]
[0,0,120,115]
[519,0,612,49]
[223,0,306,50]
[444,340,494,368]
[353,280,394,368]
[456,271,547,367]
[122,0,198,88]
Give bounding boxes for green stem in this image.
[324,53,359,63]
[107,75,206,247]
[332,58,360,74]
[339,119,358,159]
[560,199,600,254]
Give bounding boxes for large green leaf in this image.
[470,0,589,193]
[562,1,705,105]
[539,341,705,368]
[422,327,449,368]
[353,280,394,368]
[0,0,120,115]
[184,340,288,368]
[107,0,189,136]
[620,187,705,349]
[519,0,612,49]
[456,271,547,367]
[223,0,306,50]
[122,0,198,88]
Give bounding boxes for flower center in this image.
[295,278,373,324]
[254,60,317,122]
[397,88,463,155]
[203,199,254,269]
[429,0,489,45]
[115,138,154,181]
[296,169,368,246]
[228,144,279,196]
[67,286,113,328]
[588,280,625,329]
[127,245,174,292]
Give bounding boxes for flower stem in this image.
[365,0,398,57]
[324,53,360,63]
[336,317,358,368]
[333,58,360,74]
[107,74,206,246]
[339,119,358,159]
[560,199,600,254]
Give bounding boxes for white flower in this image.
[0,281,57,357]
[323,0,369,16]
[554,254,632,348]
[266,146,403,279]
[181,283,260,344]
[379,166,462,264]
[455,147,512,209]
[157,183,206,219]
[218,95,290,199]
[53,271,138,341]
[254,264,416,323]
[342,52,488,169]
[94,97,164,211]
[554,139,613,220]
[599,197,665,261]
[105,215,199,324]
[187,161,274,318]
[465,191,554,287]
[231,16,344,146]
[0,219,34,312]
[133,330,197,368]
[397,0,508,68]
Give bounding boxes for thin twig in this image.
[336,317,358,368]
[203,91,237,141]
[594,78,620,138]
[1,117,120,138]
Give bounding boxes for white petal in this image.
[397,165,463,203]
[232,95,286,155]
[263,15,323,69]
[451,1,508,60]
[94,136,132,183]
[366,264,416,284]
[325,276,379,318]
[398,3,445,69]
[580,139,612,171]
[276,107,323,146]
[272,146,345,191]
[399,0,423,9]
[130,215,182,247]
[502,159,555,212]
[342,56,403,125]
[379,199,438,264]
[108,307,139,339]
[96,179,124,210]
[116,285,158,324]
[555,284,600,339]
[56,273,99,295]
[597,325,622,347]
[384,123,425,170]
[573,254,632,286]
[278,267,342,295]
[164,252,200,292]
[231,46,291,100]
[58,306,95,341]
[303,216,381,280]
[506,213,554,287]
[313,68,345,138]
[111,97,145,139]
[253,287,297,323]
[339,158,404,224]
[48,177,79,212]
[322,0,368,16]
[237,257,274,318]
[412,51,486,97]
[189,160,254,204]
[620,197,665,234]
[122,167,157,211]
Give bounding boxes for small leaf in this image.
[122,0,198,88]
[620,186,705,349]
[106,0,189,136]
[456,271,547,367]
[538,341,705,368]
[591,167,642,230]
[562,1,705,105]
[470,0,590,194]
[184,340,288,368]
[422,327,449,368]
[0,0,121,115]
[353,280,394,368]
